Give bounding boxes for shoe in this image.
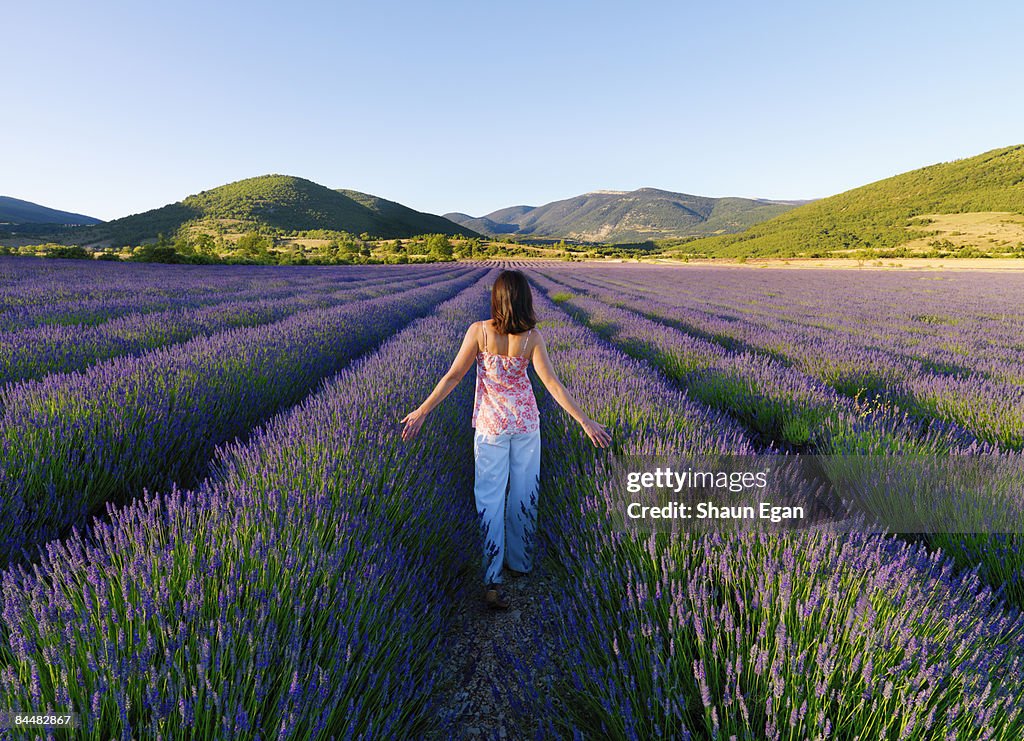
[507,568,530,578]
[484,584,510,610]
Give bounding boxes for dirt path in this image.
[429,565,561,740]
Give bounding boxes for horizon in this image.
[3,144,1013,224]
[1,171,823,222]
[5,0,1024,221]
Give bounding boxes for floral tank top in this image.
[472,323,540,435]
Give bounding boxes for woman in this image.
[401,270,611,609]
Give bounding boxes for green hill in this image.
[676,145,1024,258]
[444,188,805,243]
[78,175,477,246]
[335,189,478,238]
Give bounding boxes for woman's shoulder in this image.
[468,320,489,349]
[525,325,544,356]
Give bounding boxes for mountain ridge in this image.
[444,188,808,243]
[0,196,102,226]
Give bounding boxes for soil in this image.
[428,566,561,740]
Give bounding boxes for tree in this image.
[426,233,453,260]
[338,237,360,255]
[173,233,196,257]
[236,232,273,261]
[193,233,217,259]
[131,244,185,263]
[45,245,90,259]
[455,237,482,259]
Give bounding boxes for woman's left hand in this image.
[581,417,612,448]
[400,408,427,441]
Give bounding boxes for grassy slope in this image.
[335,189,478,238]
[675,145,1024,257]
[699,198,799,235]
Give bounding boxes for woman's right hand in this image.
[580,417,612,448]
[401,408,427,442]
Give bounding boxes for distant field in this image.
[1,258,1022,738]
[901,211,1024,252]
[646,255,1024,271]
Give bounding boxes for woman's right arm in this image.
[401,322,479,441]
[531,331,612,448]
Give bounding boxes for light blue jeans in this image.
[473,428,541,585]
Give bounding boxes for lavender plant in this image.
[0,266,464,386]
[0,275,496,739]
[0,268,483,566]
[524,286,1024,739]
[541,265,1024,451]
[533,267,1024,608]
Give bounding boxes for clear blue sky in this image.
[5,0,1023,221]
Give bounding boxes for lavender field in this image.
[1,256,1023,740]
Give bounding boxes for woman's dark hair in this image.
[491,270,536,335]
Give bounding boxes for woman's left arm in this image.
[401,323,480,441]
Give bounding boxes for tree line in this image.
[0,232,560,265]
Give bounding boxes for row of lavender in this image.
[0,265,462,386]
[0,258,454,330]
[529,269,975,454]
[560,265,1024,374]
[0,257,417,301]
[0,275,496,738]
[530,267,1024,608]
[546,265,1024,450]
[521,286,1024,739]
[568,264,1024,414]
[0,267,483,567]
